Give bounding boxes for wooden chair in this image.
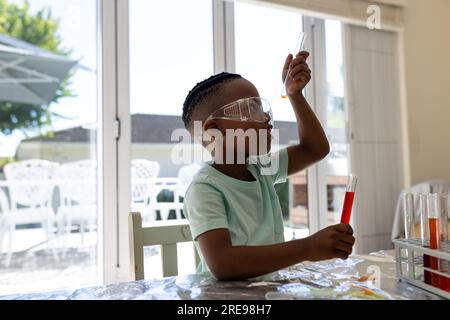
[129,212,200,280]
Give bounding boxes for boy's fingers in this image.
[334,223,354,235]
[335,241,353,255]
[296,51,310,59]
[294,73,311,82]
[338,234,356,246]
[335,249,350,260]
[283,54,293,72]
[290,57,309,68]
[290,64,310,76]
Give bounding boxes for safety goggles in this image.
[206,97,273,126]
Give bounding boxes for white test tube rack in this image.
[393,238,450,299]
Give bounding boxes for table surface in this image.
[0,250,443,300]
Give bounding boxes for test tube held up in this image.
[281,31,307,99]
[340,174,358,224]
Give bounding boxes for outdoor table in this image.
[0,250,443,300]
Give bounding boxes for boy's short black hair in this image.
[182,72,242,130]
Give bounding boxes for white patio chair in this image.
[54,160,97,249]
[173,163,202,219]
[391,179,450,240]
[3,159,59,266]
[131,159,160,224]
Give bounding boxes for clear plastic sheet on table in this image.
[0,254,405,300]
[264,258,393,300]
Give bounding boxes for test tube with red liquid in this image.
[427,193,450,291]
[438,194,450,292]
[428,194,441,288]
[419,194,432,285]
[340,174,358,224]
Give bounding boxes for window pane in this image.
[129,0,213,278]
[235,1,308,238]
[324,20,349,225]
[0,0,100,295]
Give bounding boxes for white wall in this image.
[403,0,450,185]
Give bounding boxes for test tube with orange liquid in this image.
[281,31,307,99]
[340,174,358,224]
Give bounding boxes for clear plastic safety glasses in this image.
[206,97,273,126]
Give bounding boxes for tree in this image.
[0,0,73,135]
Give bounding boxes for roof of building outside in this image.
[21,114,345,145]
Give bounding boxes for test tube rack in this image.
[393,238,450,299]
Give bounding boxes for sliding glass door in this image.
[0,0,102,295]
[128,0,214,278]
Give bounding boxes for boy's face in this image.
[203,79,273,160]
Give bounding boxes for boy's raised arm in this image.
[281,52,330,176]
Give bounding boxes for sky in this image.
[0,0,343,157]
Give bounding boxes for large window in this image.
[129,0,214,278]
[0,0,101,295]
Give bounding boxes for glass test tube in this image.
[419,194,430,243]
[403,193,415,239]
[340,174,358,224]
[419,194,432,285]
[428,193,442,288]
[281,31,307,99]
[439,194,450,291]
[440,195,448,242]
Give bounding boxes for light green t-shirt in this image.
[183,148,289,275]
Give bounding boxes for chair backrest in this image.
[131,159,160,203]
[178,163,202,186]
[129,212,200,280]
[4,159,59,208]
[54,159,97,206]
[429,179,450,196]
[391,179,450,240]
[176,163,202,198]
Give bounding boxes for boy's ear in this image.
[203,118,218,131]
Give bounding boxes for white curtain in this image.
[345,25,404,254]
